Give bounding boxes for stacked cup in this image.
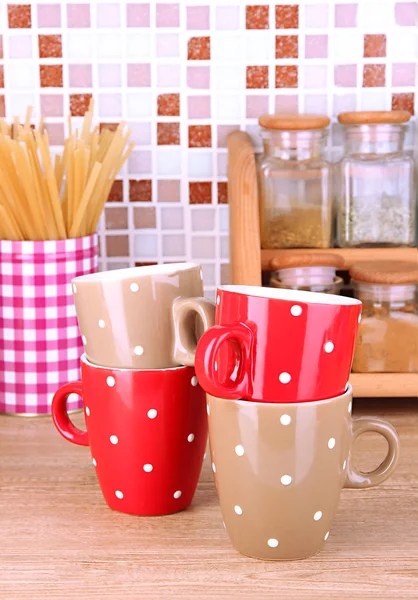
[195,285,400,560]
[51,263,215,516]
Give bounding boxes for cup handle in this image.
[51,382,89,447]
[194,323,253,399]
[172,296,216,367]
[344,417,399,489]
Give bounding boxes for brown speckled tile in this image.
[105,206,128,230]
[157,122,180,145]
[158,180,181,202]
[246,5,269,29]
[217,182,228,204]
[38,34,62,58]
[0,96,5,118]
[99,122,119,132]
[392,92,415,115]
[69,93,92,116]
[363,64,385,87]
[108,180,124,202]
[364,34,386,58]
[133,207,157,228]
[189,125,212,148]
[8,5,31,28]
[276,35,298,58]
[246,66,269,89]
[135,261,158,267]
[40,65,63,87]
[275,65,298,88]
[188,36,210,60]
[189,181,212,204]
[106,235,129,257]
[0,66,4,89]
[276,5,299,29]
[0,36,3,59]
[157,93,180,116]
[129,179,152,202]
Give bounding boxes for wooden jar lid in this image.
[338,111,411,125]
[259,113,331,131]
[350,261,418,285]
[270,253,345,270]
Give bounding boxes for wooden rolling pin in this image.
[227,131,261,286]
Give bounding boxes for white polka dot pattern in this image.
[173,490,182,499]
[290,305,302,317]
[115,490,124,499]
[324,531,329,541]
[234,505,242,515]
[187,433,195,442]
[85,406,90,417]
[147,409,157,419]
[279,372,291,384]
[314,511,322,521]
[324,341,334,353]
[110,435,118,445]
[235,444,244,456]
[130,282,139,292]
[191,376,198,387]
[268,538,279,548]
[143,464,153,472]
[98,319,105,328]
[328,438,336,449]
[106,376,115,388]
[281,475,292,486]
[134,346,144,356]
[92,458,97,467]
[280,414,291,426]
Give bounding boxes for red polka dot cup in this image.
[51,355,207,516]
[195,285,362,403]
[208,385,399,560]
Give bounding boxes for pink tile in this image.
[333,93,357,115]
[274,95,298,112]
[67,4,91,28]
[305,4,329,28]
[335,4,358,27]
[157,64,180,87]
[128,63,151,87]
[188,95,211,118]
[128,150,152,175]
[98,93,122,117]
[45,123,65,145]
[304,65,328,89]
[98,64,121,87]
[216,5,240,30]
[187,66,210,89]
[246,95,269,118]
[8,34,32,58]
[97,3,120,28]
[156,3,180,27]
[158,180,181,202]
[129,122,152,145]
[335,64,357,87]
[392,63,416,86]
[305,34,328,58]
[156,33,179,57]
[68,64,92,87]
[304,94,327,113]
[127,3,150,27]
[40,94,63,116]
[187,6,210,30]
[395,2,417,25]
[37,4,61,27]
[217,125,240,148]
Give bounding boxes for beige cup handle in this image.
[344,417,400,489]
[172,297,216,367]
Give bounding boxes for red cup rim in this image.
[218,285,361,307]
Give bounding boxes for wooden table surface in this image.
[1,398,417,600]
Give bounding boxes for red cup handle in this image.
[195,323,253,399]
[51,382,89,447]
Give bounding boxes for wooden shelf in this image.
[349,373,418,398]
[262,247,417,271]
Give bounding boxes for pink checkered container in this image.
[0,235,98,415]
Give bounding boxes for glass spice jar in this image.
[337,111,416,248]
[350,261,418,373]
[269,252,344,294]
[258,114,333,249]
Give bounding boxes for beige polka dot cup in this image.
[207,385,399,560]
[72,263,215,369]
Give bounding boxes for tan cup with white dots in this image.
[72,263,215,369]
[207,385,399,561]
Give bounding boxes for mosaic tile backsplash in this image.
[0,1,417,298]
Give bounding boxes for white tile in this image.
[188,151,213,177]
[127,31,151,60]
[245,32,272,62]
[156,149,182,175]
[97,33,123,59]
[212,34,243,62]
[215,6,241,30]
[134,233,158,258]
[67,32,94,59]
[213,66,243,91]
[333,31,362,62]
[362,2,391,29]
[127,92,152,117]
[219,206,229,232]
[388,32,418,61]
[8,94,37,118]
[215,94,243,119]
[360,91,389,111]
[8,63,37,90]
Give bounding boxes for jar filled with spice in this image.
[351,261,418,373]
[258,114,333,249]
[269,252,344,294]
[337,111,416,248]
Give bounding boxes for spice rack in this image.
[228,130,418,399]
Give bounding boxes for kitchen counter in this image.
[0,398,417,600]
